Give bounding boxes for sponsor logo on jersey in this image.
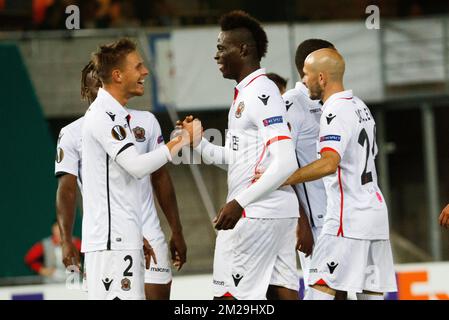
[232,273,244,287]
[213,279,225,286]
[320,135,341,142]
[102,278,113,291]
[285,100,293,111]
[56,147,64,163]
[121,278,131,291]
[326,113,336,124]
[111,125,126,141]
[310,108,321,114]
[327,261,339,274]
[132,126,146,142]
[262,116,283,127]
[150,266,170,273]
[157,135,164,144]
[258,94,270,106]
[235,101,245,118]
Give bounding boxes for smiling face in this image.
[214,31,243,81]
[119,50,149,98]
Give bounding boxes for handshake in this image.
[166,115,203,155]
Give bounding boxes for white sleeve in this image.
[148,115,165,152]
[234,138,298,208]
[319,102,353,157]
[116,144,172,179]
[194,137,229,165]
[55,128,80,177]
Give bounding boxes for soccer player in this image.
[189,11,299,300]
[81,38,197,300]
[56,59,187,300]
[284,48,397,300]
[283,39,334,296]
[439,204,449,228]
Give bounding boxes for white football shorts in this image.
[307,234,397,293]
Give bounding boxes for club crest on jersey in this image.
[121,278,131,291]
[262,116,283,126]
[235,101,245,118]
[111,125,126,141]
[132,126,146,142]
[55,147,64,163]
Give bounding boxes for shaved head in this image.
[302,48,346,101]
[305,48,345,82]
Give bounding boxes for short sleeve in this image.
[248,86,291,144]
[93,114,135,160]
[318,103,352,157]
[55,128,80,177]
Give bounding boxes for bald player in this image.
[284,49,397,300]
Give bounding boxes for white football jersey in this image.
[128,109,165,241]
[284,82,327,227]
[55,117,84,190]
[318,90,389,240]
[55,105,165,251]
[81,88,143,252]
[227,68,299,219]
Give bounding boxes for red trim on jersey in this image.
[315,279,328,286]
[233,88,239,104]
[223,292,234,298]
[244,74,266,88]
[242,209,246,218]
[251,136,291,184]
[320,147,338,154]
[266,135,291,147]
[232,74,266,104]
[337,166,344,237]
[338,97,353,100]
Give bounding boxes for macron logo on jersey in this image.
[320,135,341,142]
[157,135,164,144]
[263,116,283,127]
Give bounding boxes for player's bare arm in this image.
[284,150,341,186]
[296,204,314,257]
[56,173,81,269]
[439,204,449,228]
[151,166,187,270]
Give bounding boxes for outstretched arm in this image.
[285,150,341,186]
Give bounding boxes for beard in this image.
[308,82,322,101]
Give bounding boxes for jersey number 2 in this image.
[123,255,133,276]
[358,127,376,185]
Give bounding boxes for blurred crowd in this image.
[0,0,448,31]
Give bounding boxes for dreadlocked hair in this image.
[219,10,268,61]
[81,60,101,104]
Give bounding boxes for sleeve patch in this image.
[111,125,127,141]
[320,135,341,142]
[262,116,283,127]
[157,135,164,144]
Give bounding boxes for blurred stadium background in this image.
[0,0,448,299]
